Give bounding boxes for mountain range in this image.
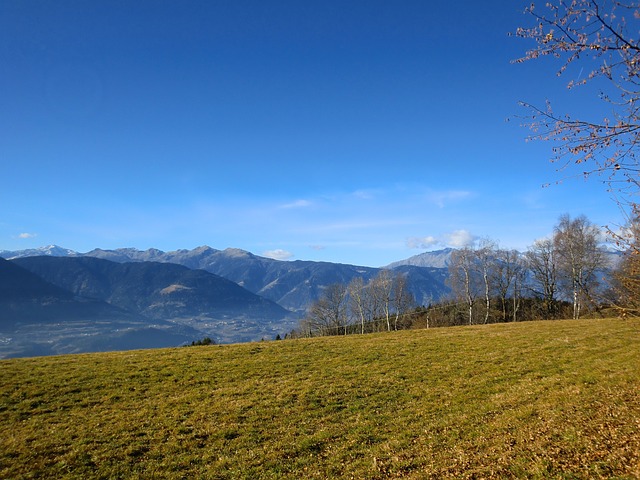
[0,245,453,358]
[1,243,623,358]
[1,245,452,311]
[0,258,204,358]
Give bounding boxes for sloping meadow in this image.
[1,318,639,479]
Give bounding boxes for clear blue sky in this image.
[0,1,625,267]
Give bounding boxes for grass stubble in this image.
[0,318,639,479]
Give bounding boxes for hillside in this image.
[12,256,290,321]
[0,259,200,358]
[83,246,386,311]
[1,318,638,479]
[10,256,295,346]
[0,257,141,329]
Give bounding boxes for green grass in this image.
[1,318,639,479]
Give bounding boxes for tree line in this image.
[291,213,631,338]
[446,214,608,325]
[292,269,416,337]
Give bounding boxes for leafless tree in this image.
[392,273,415,330]
[448,246,479,325]
[512,259,527,322]
[370,270,395,331]
[295,318,314,338]
[306,283,349,335]
[514,2,640,312]
[475,239,497,324]
[526,238,559,319]
[493,248,525,322]
[347,277,369,334]
[609,207,640,314]
[553,214,605,318]
[514,1,640,208]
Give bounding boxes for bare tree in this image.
[512,259,527,322]
[347,277,368,334]
[553,214,605,318]
[475,239,497,324]
[526,238,559,319]
[448,246,479,325]
[610,208,640,314]
[514,0,640,208]
[306,283,349,335]
[370,270,395,331]
[392,273,415,330]
[295,318,314,338]
[493,248,525,322]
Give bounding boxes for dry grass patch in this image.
[1,318,639,478]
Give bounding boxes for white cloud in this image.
[351,189,377,200]
[426,190,472,208]
[17,232,37,239]
[309,245,326,251]
[407,229,477,249]
[262,249,294,260]
[406,236,439,249]
[445,229,477,248]
[279,199,312,209]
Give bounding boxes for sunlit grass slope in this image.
[1,318,639,479]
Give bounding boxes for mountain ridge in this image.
[386,248,455,269]
[2,244,455,269]
[11,256,294,342]
[1,245,453,313]
[0,258,204,358]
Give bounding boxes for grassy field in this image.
[1,318,639,479]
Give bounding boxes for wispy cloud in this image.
[293,218,414,234]
[309,245,326,251]
[16,232,37,239]
[262,249,294,260]
[350,189,377,200]
[406,236,439,249]
[407,229,477,249]
[426,190,473,208]
[279,199,312,209]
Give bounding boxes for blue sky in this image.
[0,1,625,267]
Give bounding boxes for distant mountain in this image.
[3,245,452,313]
[0,245,462,358]
[12,256,295,344]
[0,258,201,358]
[13,256,286,319]
[391,265,450,304]
[83,246,453,311]
[386,248,455,269]
[200,249,386,312]
[83,246,385,312]
[0,244,78,260]
[0,245,620,334]
[0,257,136,328]
[83,246,174,264]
